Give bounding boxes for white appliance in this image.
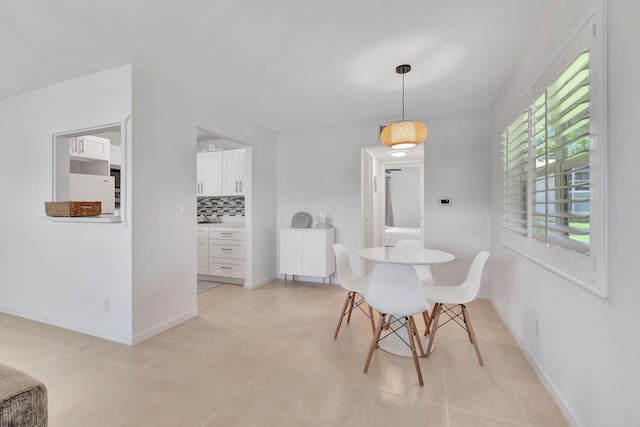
[68,173,115,214]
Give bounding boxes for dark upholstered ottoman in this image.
[0,364,47,427]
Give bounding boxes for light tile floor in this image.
[0,280,569,427]
[197,280,225,294]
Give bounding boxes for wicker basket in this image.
[45,201,102,217]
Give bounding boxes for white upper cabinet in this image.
[197,149,245,197]
[69,135,110,161]
[110,145,121,167]
[197,151,223,196]
[222,149,245,196]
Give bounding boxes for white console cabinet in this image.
[279,228,335,284]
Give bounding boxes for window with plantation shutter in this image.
[502,111,528,236]
[500,7,607,297]
[533,48,590,255]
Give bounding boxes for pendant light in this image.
[381,64,427,149]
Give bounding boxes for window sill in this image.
[41,214,122,223]
[501,232,606,298]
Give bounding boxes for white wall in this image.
[489,1,640,425]
[0,66,134,343]
[276,110,492,287]
[0,64,276,345]
[130,67,277,341]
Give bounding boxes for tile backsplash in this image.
[197,196,245,217]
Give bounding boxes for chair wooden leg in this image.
[368,305,376,335]
[422,309,431,336]
[364,314,386,374]
[426,303,441,358]
[424,307,437,336]
[333,293,352,339]
[461,305,483,366]
[410,316,426,357]
[346,292,355,323]
[406,316,424,386]
[458,304,472,343]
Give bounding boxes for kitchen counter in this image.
[197,222,245,228]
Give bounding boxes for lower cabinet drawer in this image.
[209,258,245,278]
[209,240,244,258]
[209,229,244,240]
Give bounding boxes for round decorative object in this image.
[291,212,312,228]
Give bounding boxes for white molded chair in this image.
[363,261,430,386]
[423,251,491,366]
[395,239,433,332]
[332,244,375,339]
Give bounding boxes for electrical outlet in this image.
[104,298,110,312]
[180,203,192,215]
[535,319,541,338]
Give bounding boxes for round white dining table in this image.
[358,246,455,357]
[358,246,454,265]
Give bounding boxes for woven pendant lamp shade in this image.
[381,120,427,148]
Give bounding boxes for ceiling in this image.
[0,0,554,133]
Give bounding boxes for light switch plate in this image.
[180,203,192,215]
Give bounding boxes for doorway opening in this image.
[361,145,424,276]
[195,127,251,293]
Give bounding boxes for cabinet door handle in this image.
[240,180,243,192]
[79,139,84,154]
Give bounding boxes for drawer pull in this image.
[220,266,232,270]
[221,248,232,251]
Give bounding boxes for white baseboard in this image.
[131,308,199,345]
[0,304,132,345]
[490,300,581,427]
[244,275,277,289]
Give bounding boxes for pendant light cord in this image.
[402,72,405,121]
